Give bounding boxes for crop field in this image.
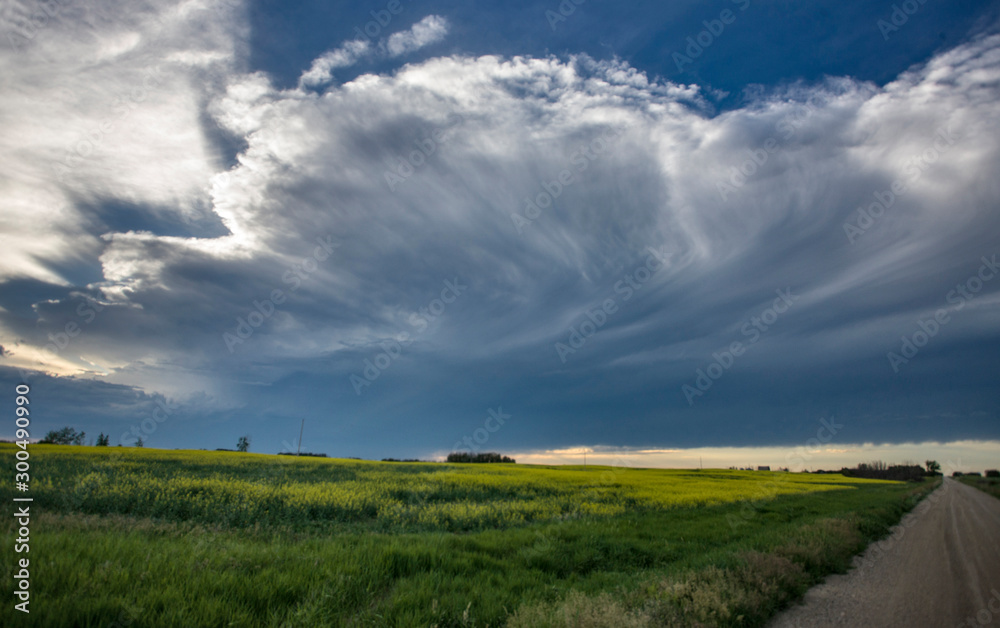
[1,445,937,627]
[958,475,1000,500]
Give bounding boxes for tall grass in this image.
[5,446,885,533]
[0,445,936,627]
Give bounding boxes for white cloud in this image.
[0,0,243,285]
[298,15,450,87]
[2,5,999,421]
[385,15,449,57]
[299,38,371,87]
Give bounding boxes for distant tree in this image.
[237,435,251,453]
[843,461,924,482]
[39,426,85,445]
[135,437,144,448]
[986,470,1000,478]
[446,452,515,463]
[925,460,941,475]
[95,433,110,447]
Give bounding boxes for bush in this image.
[446,452,515,463]
[39,426,86,445]
[985,470,999,478]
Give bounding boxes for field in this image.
[1,445,937,627]
[958,475,1000,500]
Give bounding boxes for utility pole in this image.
[297,419,304,456]
[584,451,587,468]
[700,456,703,470]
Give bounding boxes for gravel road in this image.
[769,478,1000,628]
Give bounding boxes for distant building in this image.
[757,465,770,471]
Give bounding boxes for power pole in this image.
[297,419,304,456]
[584,452,587,468]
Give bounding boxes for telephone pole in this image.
[297,419,304,456]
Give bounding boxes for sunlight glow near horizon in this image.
[501,440,1000,474]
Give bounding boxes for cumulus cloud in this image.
[1,5,998,449]
[386,15,449,57]
[299,38,371,87]
[299,15,449,88]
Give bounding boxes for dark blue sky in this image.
[1,0,998,465]
[248,0,997,97]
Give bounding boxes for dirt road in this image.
[769,478,1000,628]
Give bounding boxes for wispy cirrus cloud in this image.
[0,1,997,455]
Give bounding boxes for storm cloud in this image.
[1,0,998,459]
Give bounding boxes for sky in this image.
[1,0,999,471]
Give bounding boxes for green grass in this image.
[0,445,938,627]
[958,475,1000,500]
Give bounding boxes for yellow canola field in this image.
[10,445,890,532]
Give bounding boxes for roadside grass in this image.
[0,446,938,627]
[958,476,1000,500]
[508,480,937,628]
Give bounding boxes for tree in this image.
[95,433,110,447]
[39,426,85,445]
[237,435,251,453]
[925,460,941,475]
[446,452,515,463]
[135,437,144,448]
